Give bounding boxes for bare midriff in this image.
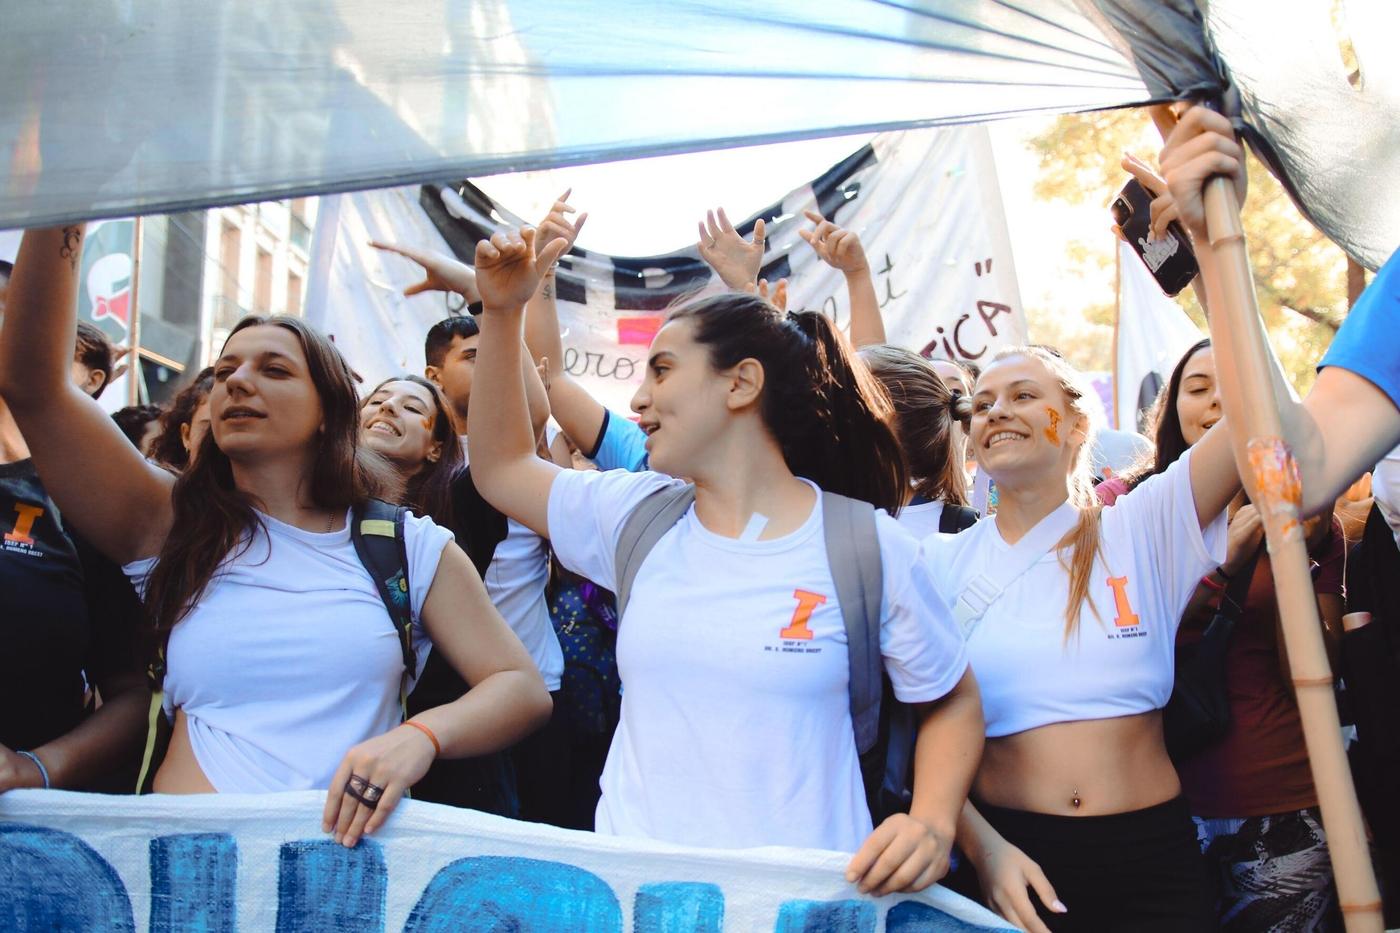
[973,711,1180,816]
[152,708,217,794]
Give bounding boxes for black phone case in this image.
[1114,178,1199,297]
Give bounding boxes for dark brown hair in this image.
[424,315,480,368]
[860,345,972,507]
[74,321,114,398]
[144,315,392,635]
[1119,337,1212,491]
[361,374,463,529]
[151,366,215,471]
[112,404,163,450]
[667,293,908,514]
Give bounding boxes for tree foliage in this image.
[1025,107,1351,393]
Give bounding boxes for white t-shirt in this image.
[547,468,969,852]
[461,437,564,689]
[125,509,452,792]
[925,446,1226,738]
[896,499,947,538]
[483,518,564,692]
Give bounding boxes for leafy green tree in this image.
[1025,108,1352,393]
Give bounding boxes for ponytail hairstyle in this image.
[666,293,908,514]
[151,366,215,470]
[144,315,394,636]
[985,345,1105,638]
[361,374,463,529]
[859,345,972,507]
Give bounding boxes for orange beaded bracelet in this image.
[403,720,441,757]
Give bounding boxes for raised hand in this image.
[799,210,870,276]
[1117,152,1182,243]
[749,277,788,312]
[475,228,570,313]
[1158,105,1248,241]
[535,188,588,262]
[369,241,481,302]
[697,207,765,290]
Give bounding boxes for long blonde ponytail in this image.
[988,346,1105,639]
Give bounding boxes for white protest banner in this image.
[307,127,1024,416]
[1114,240,1205,432]
[0,790,1013,931]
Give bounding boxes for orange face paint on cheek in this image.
[1045,407,1062,446]
[421,416,434,433]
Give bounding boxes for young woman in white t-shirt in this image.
[466,227,983,896]
[860,345,976,538]
[929,345,1239,932]
[0,225,552,849]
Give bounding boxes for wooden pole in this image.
[1150,105,1383,931]
[127,216,144,407]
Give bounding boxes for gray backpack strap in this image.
[822,491,884,754]
[614,482,697,618]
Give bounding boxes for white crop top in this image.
[125,508,452,792]
[925,446,1226,737]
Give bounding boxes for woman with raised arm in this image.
[1109,338,1346,930]
[0,226,551,849]
[468,226,982,895]
[934,342,1239,932]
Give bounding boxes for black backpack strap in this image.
[938,504,980,534]
[821,491,884,754]
[135,639,171,794]
[351,499,415,709]
[613,483,696,619]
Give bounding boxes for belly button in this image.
[1071,789,1082,809]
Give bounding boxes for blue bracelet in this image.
[16,750,50,789]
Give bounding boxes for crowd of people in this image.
[2,105,1399,932]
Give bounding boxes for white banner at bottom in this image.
[0,790,1013,931]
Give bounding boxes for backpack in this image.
[614,484,915,824]
[938,504,980,535]
[548,567,622,738]
[135,499,414,793]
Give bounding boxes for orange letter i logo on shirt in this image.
[780,589,828,640]
[5,503,44,545]
[1106,576,1140,628]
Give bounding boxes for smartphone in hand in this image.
[1112,178,1199,297]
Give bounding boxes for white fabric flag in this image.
[306,127,1025,417]
[0,790,1014,931]
[1114,240,1204,432]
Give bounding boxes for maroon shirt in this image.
[1174,519,1345,818]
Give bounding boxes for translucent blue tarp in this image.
[3,1,1397,268]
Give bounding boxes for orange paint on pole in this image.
[1246,437,1303,541]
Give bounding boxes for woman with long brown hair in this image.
[0,225,551,849]
[467,226,982,895]
[358,373,462,528]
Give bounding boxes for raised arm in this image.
[800,210,886,347]
[0,226,173,563]
[1158,105,1398,515]
[521,191,613,453]
[468,229,570,538]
